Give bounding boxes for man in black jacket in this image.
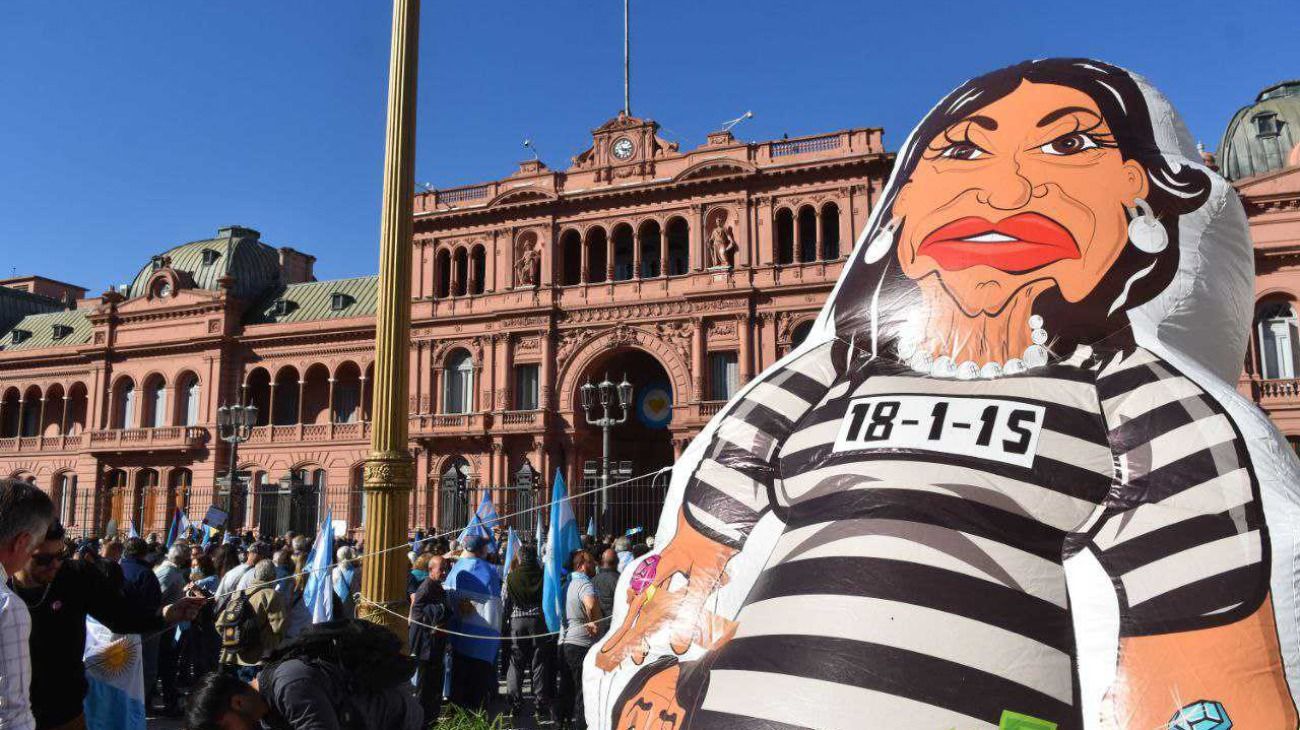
[9,523,202,730]
[408,554,450,723]
[503,543,555,722]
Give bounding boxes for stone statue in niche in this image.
[708,221,738,269]
[515,238,541,288]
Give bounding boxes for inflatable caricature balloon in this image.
[587,59,1300,730]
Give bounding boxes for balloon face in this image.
[894,81,1148,318]
[587,59,1300,730]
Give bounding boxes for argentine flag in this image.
[301,510,336,624]
[459,492,500,553]
[503,527,521,577]
[82,618,145,730]
[542,470,582,633]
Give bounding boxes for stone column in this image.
[581,235,590,284]
[540,329,554,410]
[633,228,643,280]
[691,318,705,401]
[605,234,615,282]
[268,382,278,425]
[296,381,306,424]
[738,314,753,385]
[814,208,823,260]
[327,378,337,424]
[500,335,514,410]
[360,0,419,638]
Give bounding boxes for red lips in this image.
[916,213,1080,273]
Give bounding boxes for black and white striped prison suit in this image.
[676,343,1268,730]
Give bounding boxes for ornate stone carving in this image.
[363,452,414,491]
[516,337,540,353]
[706,210,738,270]
[514,232,541,288]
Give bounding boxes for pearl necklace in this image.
[899,315,1050,380]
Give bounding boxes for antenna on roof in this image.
[523,138,540,161]
[721,111,754,134]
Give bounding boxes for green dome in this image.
[1218,80,1300,181]
[128,226,282,301]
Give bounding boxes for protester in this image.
[408,553,432,598]
[12,522,201,730]
[185,620,423,730]
[234,542,274,591]
[0,479,56,730]
[592,548,620,628]
[332,546,361,619]
[152,542,190,716]
[557,549,601,730]
[178,554,220,687]
[613,536,633,572]
[217,559,285,682]
[503,542,555,722]
[445,534,502,711]
[409,555,451,723]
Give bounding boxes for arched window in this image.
[333,363,362,424]
[435,249,451,298]
[1258,301,1300,380]
[791,320,815,349]
[112,378,136,429]
[775,209,795,265]
[453,248,469,297]
[349,464,365,530]
[561,230,582,286]
[272,368,300,425]
[612,224,635,281]
[146,376,168,428]
[666,217,690,276]
[169,468,192,513]
[178,374,200,426]
[443,350,475,414]
[66,383,88,436]
[586,228,608,284]
[20,387,41,437]
[470,245,486,295]
[1,389,19,438]
[134,469,159,533]
[639,220,663,278]
[54,472,77,525]
[820,202,841,259]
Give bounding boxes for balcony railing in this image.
[496,409,545,433]
[1257,378,1300,401]
[87,426,208,452]
[410,411,490,437]
[245,422,371,444]
[0,434,85,454]
[698,401,728,418]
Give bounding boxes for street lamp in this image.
[216,402,258,521]
[581,373,633,525]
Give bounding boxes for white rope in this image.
[208,465,672,603]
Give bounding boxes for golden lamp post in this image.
[359,0,420,635]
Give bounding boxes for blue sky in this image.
[1,0,1293,288]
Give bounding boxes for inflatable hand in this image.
[595,511,735,671]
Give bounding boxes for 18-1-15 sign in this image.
[833,395,1046,468]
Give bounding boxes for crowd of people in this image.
[0,477,655,730]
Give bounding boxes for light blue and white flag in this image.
[126,522,138,540]
[542,470,582,633]
[534,517,544,552]
[302,510,335,624]
[458,492,500,553]
[201,524,213,549]
[503,527,521,577]
[82,618,145,730]
[587,514,596,539]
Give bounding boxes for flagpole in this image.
[359,0,420,638]
[623,0,630,116]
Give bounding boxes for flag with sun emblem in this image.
[637,382,672,429]
[82,618,146,730]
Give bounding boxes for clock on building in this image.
[611,137,635,160]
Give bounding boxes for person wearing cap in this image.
[444,534,503,712]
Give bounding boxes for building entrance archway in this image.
[573,347,675,534]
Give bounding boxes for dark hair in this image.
[184,671,255,730]
[0,479,55,545]
[123,537,148,558]
[834,58,1213,357]
[44,522,65,543]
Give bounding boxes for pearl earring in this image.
[1126,197,1167,254]
[863,218,900,264]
